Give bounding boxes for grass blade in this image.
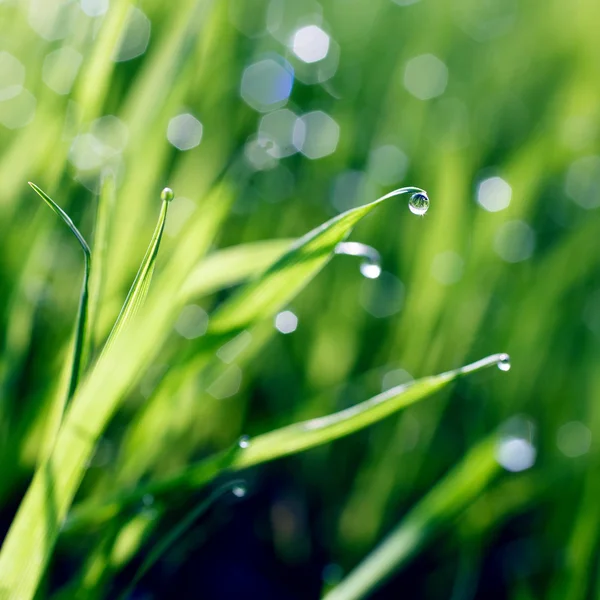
[323,435,502,600]
[29,182,91,400]
[88,172,117,354]
[64,353,509,531]
[103,188,172,350]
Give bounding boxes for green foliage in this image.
[0,0,597,598]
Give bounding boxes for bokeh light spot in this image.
[293,111,339,159]
[42,47,83,95]
[275,310,298,334]
[174,305,209,340]
[477,176,512,212]
[167,113,203,150]
[494,220,535,263]
[241,57,294,113]
[404,54,448,100]
[291,25,330,63]
[0,52,25,101]
[113,7,151,62]
[565,155,600,210]
[557,421,592,458]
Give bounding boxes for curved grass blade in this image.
[29,183,91,400]
[0,184,421,600]
[103,188,172,350]
[64,353,509,532]
[323,435,502,600]
[179,238,293,302]
[88,172,117,354]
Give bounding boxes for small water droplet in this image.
[359,260,382,279]
[232,485,247,498]
[497,354,511,372]
[161,187,174,202]
[238,435,250,449]
[408,192,429,216]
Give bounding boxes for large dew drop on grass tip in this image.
[497,354,511,372]
[408,192,429,216]
[232,485,247,498]
[238,435,250,449]
[161,187,174,202]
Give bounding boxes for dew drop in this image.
[232,485,247,498]
[408,192,429,216]
[238,435,250,449]
[359,260,382,279]
[497,354,511,372]
[161,187,174,202]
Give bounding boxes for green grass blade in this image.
[179,239,293,302]
[88,172,117,354]
[64,353,508,531]
[206,187,427,334]
[323,435,502,600]
[29,183,91,400]
[103,188,172,350]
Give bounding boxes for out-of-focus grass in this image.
[1,0,600,598]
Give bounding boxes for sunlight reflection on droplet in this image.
[557,421,592,458]
[174,305,209,340]
[167,113,203,150]
[113,7,151,62]
[494,220,535,263]
[404,54,448,100]
[431,251,464,285]
[275,310,298,334]
[0,89,36,129]
[241,56,294,112]
[293,111,339,159]
[0,52,25,101]
[291,25,330,63]
[42,47,83,95]
[477,176,512,212]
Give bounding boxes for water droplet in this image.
[335,242,382,279]
[232,485,247,498]
[408,192,429,216]
[497,354,511,371]
[161,187,174,202]
[238,435,250,449]
[359,261,382,279]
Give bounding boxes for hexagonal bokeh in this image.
[42,47,82,95]
[167,113,203,150]
[0,52,25,102]
[258,109,299,158]
[241,56,294,113]
[291,25,330,63]
[403,53,448,100]
[293,110,339,159]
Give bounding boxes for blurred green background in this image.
[1,0,600,597]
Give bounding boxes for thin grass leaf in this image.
[88,172,117,354]
[0,185,424,599]
[29,183,91,399]
[103,188,172,350]
[64,353,508,531]
[323,435,502,600]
